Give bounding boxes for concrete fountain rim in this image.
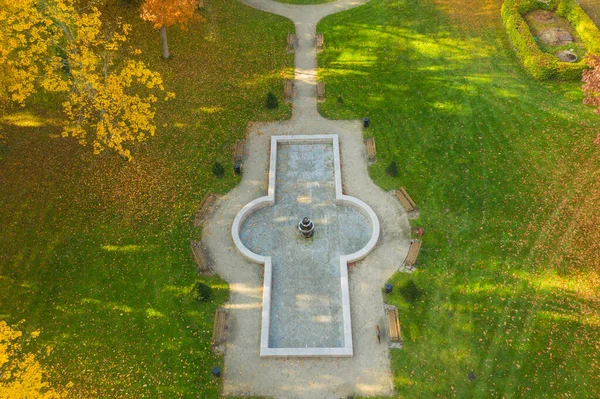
[231,134,380,357]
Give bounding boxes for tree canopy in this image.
[0,321,67,399]
[141,0,201,30]
[0,0,173,160]
[141,0,202,59]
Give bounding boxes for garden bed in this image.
[525,10,585,61]
[501,0,600,80]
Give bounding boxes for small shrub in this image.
[266,92,278,109]
[386,160,399,177]
[191,281,212,302]
[399,280,422,303]
[212,162,225,178]
[337,95,344,106]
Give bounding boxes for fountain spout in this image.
[298,217,315,238]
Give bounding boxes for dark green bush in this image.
[266,92,278,109]
[337,95,344,106]
[191,281,213,302]
[501,0,599,81]
[212,162,225,178]
[399,280,423,303]
[386,160,399,177]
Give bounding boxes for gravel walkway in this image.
[201,0,412,397]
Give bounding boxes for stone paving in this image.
[201,0,413,397]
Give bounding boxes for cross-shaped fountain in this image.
[232,135,379,357]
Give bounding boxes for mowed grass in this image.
[318,0,600,397]
[0,0,292,397]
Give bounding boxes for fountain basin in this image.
[232,135,380,357]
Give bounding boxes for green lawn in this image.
[3,0,600,397]
[318,0,600,397]
[0,0,292,397]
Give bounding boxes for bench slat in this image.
[316,33,324,50]
[212,309,227,344]
[194,193,218,227]
[284,80,294,102]
[395,187,417,213]
[317,81,325,102]
[365,137,376,161]
[404,239,422,266]
[287,31,296,51]
[387,308,401,342]
[191,240,211,272]
[400,187,416,209]
[234,140,245,163]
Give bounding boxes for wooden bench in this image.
[287,31,296,52]
[365,137,376,161]
[395,187,417,213]
[316,33,324,50]
[386,307,401,342]
[284,80,294,102]
[194,192,218,227]
[404,239,422,267]
[317,81,325,102]
[191,240,211,272]
[233,139,244,164]
[212,308,227,345]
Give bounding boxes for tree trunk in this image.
[160,25,170,59]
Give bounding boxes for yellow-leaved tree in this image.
[141,0,201,59]
[48,2,175,159]
[0,0,62,105]
[0,321,67,399]
[0,0,173,160]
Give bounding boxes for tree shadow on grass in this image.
[319,0,600,397]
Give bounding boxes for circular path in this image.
[201,0,412,397]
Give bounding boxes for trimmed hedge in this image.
[557,0,600,53]
[517,0,557,14]
[502,0,600,80]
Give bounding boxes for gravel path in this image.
[201,0,412,397]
